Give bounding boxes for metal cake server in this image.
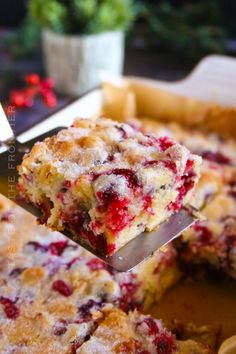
[0,105,198,272]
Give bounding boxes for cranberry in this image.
[1,211,13,222]
[71,341,82,353]
[85,230,105,253]
[64,180,72,188]
[163,160,177,174]
[119,275,141,311]
[25,73,40,85]
[0,297,19,319]
[202,151,231,165]
[154,332,175,354]
[168,177,195,212]
[52,280,73,297]
[86,258,115,274]
[143,195,153,213]
[194,224,213,243]
[93,168,141,189]
[10,90,26,108]
[66,257,81,269]
[96,188,119,203]
[143,317,159,335]
[106,154,115,162]
[86,258,107,272]
[185,159,194,174]
[49,240,69,256]
[53,320,68,336]
[107,243,116,254]
[64,210,114,255]
[40,78,54,90]
[158,136,174,151]
[9,268,25,277]
[46,239,76,258]
[22,95,34,108]
[43,92,57,108]
[113,168,141,189]
[24,87,37,97]
[105,198,134,233]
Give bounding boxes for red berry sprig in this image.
[9,73,57,110]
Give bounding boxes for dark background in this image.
[0,0,235,134]
[0,0,235,35]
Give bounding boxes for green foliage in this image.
[29,0,135,35]
[88,0,134,33]
[3,15,41,58]
[29,0,68,33]
[138,1,226,61]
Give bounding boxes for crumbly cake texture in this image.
[0,195,216,354]
[17,118,202,256]
[77,308,217,354]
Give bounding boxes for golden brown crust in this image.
[78,308,136,354]
[102,81,236,139]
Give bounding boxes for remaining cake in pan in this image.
[177,174,236,279]
[17,118,202,256]
[138,118,236,281]
[0,195,219,353]
[77,308,216,354]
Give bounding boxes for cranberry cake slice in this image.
[18,118,201,256]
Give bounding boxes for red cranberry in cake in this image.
[0,297,20,320]
[201,151,231,165]
[52,280,73,297]
[18,118,201,255]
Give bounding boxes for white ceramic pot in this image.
[42,29,124,96]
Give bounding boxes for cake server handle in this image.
[0,104,16,145]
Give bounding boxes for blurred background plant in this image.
[3,15,41,58]
[29,0,135,34]
[134,1,228,61]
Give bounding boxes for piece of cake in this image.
[17,118,202,256]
